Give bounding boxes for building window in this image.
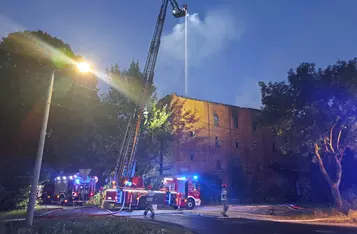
[252,121,257,131]
[233,117,238,128]
[215,136,220,147]
[235,139,239,148]
[213,113,219,126]
[190,153,194,161]
[216,160,221,170]
[253,141,257,149]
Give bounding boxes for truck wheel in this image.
[187,198,195,210]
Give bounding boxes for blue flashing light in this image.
[75,179,80,184]
[193,175,198,180]
[125,181,132,186]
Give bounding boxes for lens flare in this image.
[77,62,91,73]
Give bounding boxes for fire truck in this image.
[162,175,201,209]
[103,1,201,210]
[41,172,98,205]
[104,175,201,210]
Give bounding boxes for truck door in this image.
[185,181,188,198]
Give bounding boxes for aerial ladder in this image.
[113,0,187,187]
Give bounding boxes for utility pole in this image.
[26,71,55,226]
[184,10,188,96]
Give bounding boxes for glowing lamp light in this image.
[77,62,91,73]
[75,179,80,184]
[62,176,67,180]
[193,175,198,180]
[69,176,73,180]
[56,176,61,180]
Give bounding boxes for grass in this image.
[0,206,56,220]
[269,208,357,224]
[1,217,195,234]
[0,209,27,220]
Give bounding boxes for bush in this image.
[0,158,32,211]
[85,193,101,206]
[342,185,357,210]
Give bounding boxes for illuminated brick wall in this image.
[164,93,279,188]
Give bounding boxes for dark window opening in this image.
[216,160,221,170]
[252,121,257,131]
[190,153,194,161]
[235,139,239,148]
[213,113,219,126]
[189,131,195,137]
[272,143,277,152]
[215,136,220,147]
[233,117,238,128]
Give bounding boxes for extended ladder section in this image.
[114,0,187,185]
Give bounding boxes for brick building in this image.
[162,93,295,202]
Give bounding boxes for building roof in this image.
[166,93,261,112]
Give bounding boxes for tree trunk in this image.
[330,183,343,209]
[314,145,343,210]
[159,139,164,176]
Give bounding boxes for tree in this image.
[259,59,357,209]
[0,30,103,209]
[139,95,200,180]
[97,60,156,179]
[0,30,75,157]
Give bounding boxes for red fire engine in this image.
[162,175,201,209]
[103,175,200,210]
[41,173,98,205]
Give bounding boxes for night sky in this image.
[2,0,357,108]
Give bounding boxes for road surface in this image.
[134,213,357,234]
[7,205,355,234]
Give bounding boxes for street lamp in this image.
[77,62,91,73]
[26,62,91,226]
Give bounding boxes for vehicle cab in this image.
[162,175,201,209]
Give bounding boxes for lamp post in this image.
[26,62,91,226]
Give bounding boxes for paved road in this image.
[22,205,356,234]
[133,213,357,234]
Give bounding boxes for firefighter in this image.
[99,187,106,208]
[144,184,155,218]
[221,184,229,217]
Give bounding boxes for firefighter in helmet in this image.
[221,184,229,217]
[144,184,155,217]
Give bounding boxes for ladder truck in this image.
[103,1,201,210]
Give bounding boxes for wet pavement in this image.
[4,205,356,233]
[134,213,357,234]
